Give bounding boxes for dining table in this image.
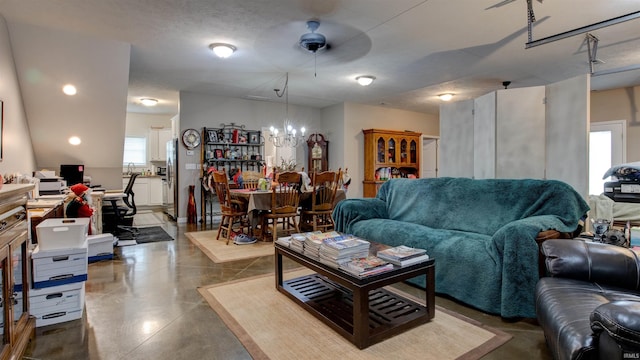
[229,188,346,232]
[230,188,346,213]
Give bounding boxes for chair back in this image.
[242,170,261,190]
[212,170,235,213]
[270,171,302,215]
[310,170,341,211]
[122,173,139,216]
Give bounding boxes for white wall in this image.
[0,15,36,177]
[9,21,130,190]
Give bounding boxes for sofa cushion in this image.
[536,277,640,360]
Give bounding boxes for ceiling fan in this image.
[298,20,328,53]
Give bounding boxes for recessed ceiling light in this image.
[68,136,81,145]
[356,75,376,86]
[62,84,77,96]
[140,98,159,106]
[438,93,454,101]
[209,43,237,58]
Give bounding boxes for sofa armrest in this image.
[333,198,388,234]
[591,301,640,357]
[541,239,640,290]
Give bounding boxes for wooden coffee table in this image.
[274,241,435,349]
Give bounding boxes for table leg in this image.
[426,265,436,319]
[275,250,283,288]
[352,287,369,349]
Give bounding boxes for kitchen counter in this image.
[123,174,163,178]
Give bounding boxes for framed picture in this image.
[214,149,224,159]
[248,131,261,144]
[207,130,218,143]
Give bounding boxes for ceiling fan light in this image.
[209,43,236,58]
[140,98,158,106]
[356,76,375,86]
[438,93,454,101]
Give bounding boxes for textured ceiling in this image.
[1,0,639,115]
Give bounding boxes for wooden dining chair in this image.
[300,170,342,232]
[242,170,262,190]
[262,171,302,242]
[212,169,249,244]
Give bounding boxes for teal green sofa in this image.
[333,177,589,318]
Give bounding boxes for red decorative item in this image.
[187,185,197,224]
[232,129,239,143]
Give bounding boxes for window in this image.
[589,120,626,195]
[123,136,147,165]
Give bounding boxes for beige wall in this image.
[591,86,640,162]
[342,102,439,197]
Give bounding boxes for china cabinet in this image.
[200,123,264,224]
[0,184,36,360]
[363,129,421,197]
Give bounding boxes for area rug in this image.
[198,269,512,360]
[116,226,174,245]
[186,230,274,263]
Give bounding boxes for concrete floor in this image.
[23,214,553,360]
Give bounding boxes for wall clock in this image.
[182,128,201,149]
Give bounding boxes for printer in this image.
[34,171,66,196]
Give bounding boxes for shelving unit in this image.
[363,129,422,197]
[200,123,264,224]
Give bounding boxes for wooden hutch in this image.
[0,184,36,360]
[363,129,421,197]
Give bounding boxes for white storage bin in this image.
[36,218,89,251]
[29,282,85,327]
[32,242,88,289]
[87,233,114,262]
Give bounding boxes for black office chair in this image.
[102,173,139,239]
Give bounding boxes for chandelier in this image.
[269,73,305,147]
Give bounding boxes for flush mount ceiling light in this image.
[209,43,236,58]
[68,136,81,145]
[140,98,158,106]
[438,93,454,101]
[356,75,376,86]
[62,84,77,96]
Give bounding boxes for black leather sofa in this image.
[536,239,640,360]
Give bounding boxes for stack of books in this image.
[377,245,429,266]
[304,231,346,260]
[340,256,394,277]
[319,236,370,269]
[289,234,306,253]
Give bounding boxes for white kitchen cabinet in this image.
[122,177,163,206]
[149,129,172,162]
[123,177,149,206]
[147,177,163,205]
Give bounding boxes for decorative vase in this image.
[187,185,197,224]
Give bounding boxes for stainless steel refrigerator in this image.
[163,138,178,221]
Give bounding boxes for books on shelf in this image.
[377,245,429,266]
[340,256,394,277]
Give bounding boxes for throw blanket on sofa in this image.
[333,177,589,318]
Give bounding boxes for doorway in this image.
[589,120,626,195]
[421,136,438,178]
